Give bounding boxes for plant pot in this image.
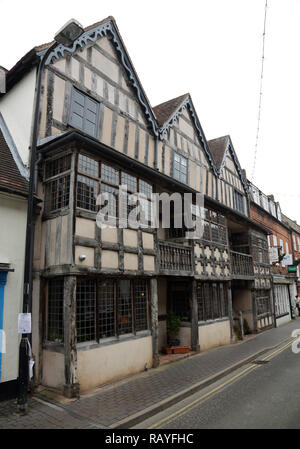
[167,338,180,347]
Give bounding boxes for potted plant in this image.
[167,312,181,347]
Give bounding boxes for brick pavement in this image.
[1,318,299,429]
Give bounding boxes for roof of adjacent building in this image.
[207,135,229,169]
[282,213,300,234]
[0,127,28,197]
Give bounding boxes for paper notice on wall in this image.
[18,313,31,334]
[282,254,293,266]
[268,247,278,263]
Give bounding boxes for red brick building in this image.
[282,214,300,298]
[248,183,295,326]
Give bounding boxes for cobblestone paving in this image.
[1,319,299,429]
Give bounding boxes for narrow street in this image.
[135,340,300,429]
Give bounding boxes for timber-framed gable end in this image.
[158,96,218,176]
[38,18,159,137]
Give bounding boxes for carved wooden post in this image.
[63,276,79,398]
[252,285,258,333]
[190,279,200,352]
[150,278,160,368]
[227,281,234,342]
[238,310,244,340]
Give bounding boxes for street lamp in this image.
[17,19,84,413]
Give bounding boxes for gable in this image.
[42,18,157,136]
[159,98,216,173]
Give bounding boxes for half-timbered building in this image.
[0,16,272,397]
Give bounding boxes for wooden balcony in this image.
[230,250,254,278]
[158,241,193,275]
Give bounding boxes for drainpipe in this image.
[17,41,59,413]
[154,135,159,170]
[270,275,277,328]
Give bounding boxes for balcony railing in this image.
[230,250,254,277]
[159,241,193,273]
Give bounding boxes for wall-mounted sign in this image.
[268,247,278,263]
[288,265,297,273]
[18,313,31,334]
[282,254,293,266]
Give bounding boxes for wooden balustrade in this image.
[230,250,254,276]
[158,241,193,273]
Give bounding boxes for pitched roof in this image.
[207,135,229,169]
[0,127,28,196]
[153,94,189,127]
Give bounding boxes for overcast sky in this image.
[1,0,300,223]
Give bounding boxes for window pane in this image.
[46,175,70,212]
[76,280,96,343]
[203,220,210,240]
[219,226,227,244]
[121,172,137,192]
[213,284,220,319]
[204,284,212,320]
[77,175,98,211]
[234,191,244,213]
[211,223,219,242]
[101,163,119,185]
[100,183,119,217]
[78,154,98,177]
[173,152,187,183]
[135,280,148,332]
[197,284,205,321]
[45,155,71,179]
[118,280,133,335]
[99,280,115,339]
[47,279,64,342]
[140,198,152,225]
[139,180,152,199]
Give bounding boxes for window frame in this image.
[70,277,150,344]
[233,189,245,214]
[69,87,100,138]
[196,282,228,322]
[44,153,72,213]
[201,208,228,246]
[173,151,188,184]
[76,153,153,226]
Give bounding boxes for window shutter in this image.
[70,88,99,137]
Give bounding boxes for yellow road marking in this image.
[148,339,294,429]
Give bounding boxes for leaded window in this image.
[47,279,64,342]
[173,152,188,184]
[77,175,98,211]
[251,235,269,264]
[197,283,228,321]
[46,278,150,345]
[78,154,99,177]
[101,164,119,185]
[44,155,71,213]
[201,208,227,245]
[74,155,154,225]
[118,280,133,335]
[98,280,115,339]
[135,281,148,331]
[76,280,96,343]
[233,190,245,214]
[46,176,70,212]
[256,290,271,316]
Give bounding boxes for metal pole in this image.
[17,41,58,412]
